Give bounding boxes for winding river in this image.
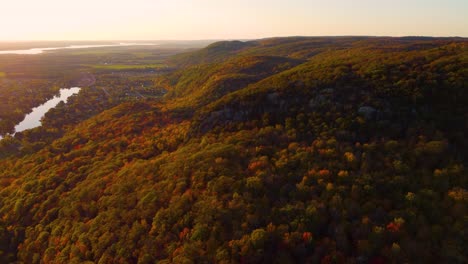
[0,87,80,140]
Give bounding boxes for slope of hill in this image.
[0,37,467,263]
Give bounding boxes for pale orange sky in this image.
[0,0,467,40]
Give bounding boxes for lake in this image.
[0,87,80,140]
[0,43,156,55]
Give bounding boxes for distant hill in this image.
[0,37,467,263]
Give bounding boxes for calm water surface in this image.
[0,87,80,140]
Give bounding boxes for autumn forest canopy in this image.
[0,36,467,263]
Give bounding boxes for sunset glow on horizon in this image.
[0,0,467,41]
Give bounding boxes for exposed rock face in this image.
[309,95,327,108]
[321,88,334,94]
[358,106,377,120]
[266,92,279,104]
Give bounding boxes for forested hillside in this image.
[0,37,467,263]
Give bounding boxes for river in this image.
[0,43,156,55]
[0,87,80,140]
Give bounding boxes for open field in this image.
[87,63,167,70]
[0,43,191,135]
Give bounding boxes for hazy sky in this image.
[0,0,467,40]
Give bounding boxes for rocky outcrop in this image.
[358,106,377,120]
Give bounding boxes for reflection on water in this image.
[0,87,80,141]
[0,43,156,55]
[14,87,81,133]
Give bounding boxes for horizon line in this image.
[0,35,467,42]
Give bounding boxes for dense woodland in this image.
[0,37,467,263]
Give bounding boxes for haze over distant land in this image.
[0,0,467,40]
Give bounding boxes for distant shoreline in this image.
[0,43,157,55]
